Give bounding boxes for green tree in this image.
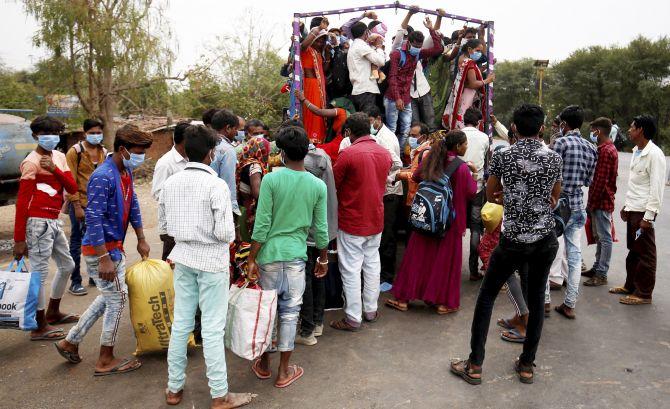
[0,63,41,112]
[23,0,179,144]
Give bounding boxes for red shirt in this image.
[587,141,618,213]
[333,136,392,236]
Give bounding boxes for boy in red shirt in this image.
[13,115,80,341]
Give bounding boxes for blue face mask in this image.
[122,148,145,170]
[469,51,482,61]
[235,131,245,143]
[86,133,103,145]
[37,134,60,151]
[370,124,379,136]
[409,46,421,57]
[408,137,419,149]
[589,132,598,143]
[340,35,349,44]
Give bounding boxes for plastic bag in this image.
[225,280,277,360]
[481,202,503,233]
[0,259,40,331]
[126,259,195,355]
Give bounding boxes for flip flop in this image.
[500,328,526,344]
[385,299,408,312]
[93,357,142,377]
[251,359,272,380]
[31,328,65,341]
[54,342,82,363]
[436,306,459,315]
[274,365,304,388]
[496,318,515,330]
[47,313,80,325]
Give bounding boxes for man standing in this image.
[451,104,562,385]
[331,113,392,331]
[296,142,338,346]
[339,107,403,291]
[160,125,254,408]
[14,115,79,341]
[385,18,442,148]
[552,105,597,319]
[247,126,329,388]
[583,117,618,287]
[152,121,190,261]
[610,115,666,305]
[460,107,491,280]
[55,125,151,376]
[210,109,241,217]
[346,18,386,113]
[65,118,107,295]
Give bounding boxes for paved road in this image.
[1,152,669,409]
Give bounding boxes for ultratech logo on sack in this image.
[147,292,173,349]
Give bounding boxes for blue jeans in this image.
[259,260,306,352]
[591,209,613,279]
[563,209,586,308]
[384,97,412,148]
[65,255,127,346]
[168,263,229,398]
[68,204,86,286]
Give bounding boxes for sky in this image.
[1,0,669,75]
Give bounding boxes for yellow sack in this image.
[126,259,195,355]
[481,202,504,233]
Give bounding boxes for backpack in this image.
[72,141,107,170]
[409,158,463,237]
[552,192,572,238]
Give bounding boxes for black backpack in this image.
[552,192,572,237]
[409,158,463,237]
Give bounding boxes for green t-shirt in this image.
[251,167,329,265]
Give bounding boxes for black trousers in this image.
[469,232,559,366]
[351,92,380,114]
[468,189,486,275]
[160,234,176,262]
[299,247,326,336]
[380,194,401,284]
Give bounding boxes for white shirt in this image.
[159,162,235,273]
[410,61,431,99]
[152,146,188,235]
[460,126,490,191]
[339,125,403,195]
[347,38,386,96]
[624,140,667,220]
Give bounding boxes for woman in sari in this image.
[442,39,495,130]
[386,130,477,314]
[236,138,270,238]
[301,22,332,143]
[296,89,349,163]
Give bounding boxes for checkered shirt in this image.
[553,130,597,211]
[587,141,618,213]
[159,162,235,273]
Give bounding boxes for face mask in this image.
[280,150,286,166]
[409,46,421,57]
[122,148,145,170]
[209,149,216,164]
[590,132,598,143]
[370,124,379,136]
[340,35,348,45]
[37,134,60,151]
[86,133,103,145]
[408,137,419,149]
[469,51,482,61]
[235,131,245,143]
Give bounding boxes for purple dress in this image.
[391,152,477,309]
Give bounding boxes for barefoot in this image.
[211,392,255,409]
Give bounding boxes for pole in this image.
[538,68,544,107]
[289,17,303,119]
[485,21,495,137]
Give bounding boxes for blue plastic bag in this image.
[0,259,41,331]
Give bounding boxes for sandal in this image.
[609,286,632,295]
[274,365,304,388]
[31,328,65,341]
[496,317,515,330]
[436,306,459,315]
[514,359,535,384]
[251,359,272,380]
[165,388,183,406]
[450,359,482,385]
[47,313,80,325]
[54,341,82,363]
[329,318,360,332]
[619,295,652,305]
[94,357,142,376]
[501,328,526,344]
[385,299,408,312]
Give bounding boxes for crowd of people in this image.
[8,7,668,409]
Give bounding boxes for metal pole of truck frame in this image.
[289,2,494,135]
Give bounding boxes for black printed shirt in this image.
[490,138,563,243]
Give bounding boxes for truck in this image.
[0,114,37,205]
